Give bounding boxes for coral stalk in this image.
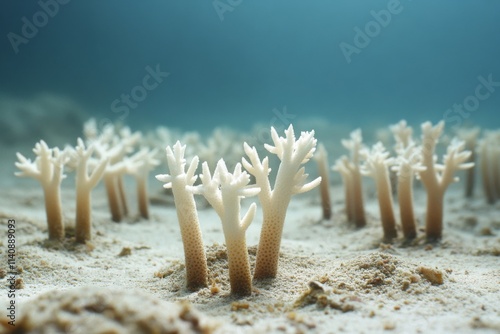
[190,160,259,296]
[418,122,474,240]
[15,141,69,241]
[243,125,321,279]
[456,127,480,198]
[341,129,366,227]
[392,144,426,240]
[156,142,208,290]
[361,142,397,240]
[333,156,354,222]
[73,138,108,243]
[314,144,332,220]
[128,148,159,219]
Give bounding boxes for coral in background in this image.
[71,139,108,243]
[243,125,321,279]
[418,121,474,240]
[391,143,426,240]
[390,120,425,240]
[456,127,481,198]
[333,156,355,223]
[361,142,398,241]
[92,125,142,222]
[340,129,367,228]
[479,131,500,204]
[314,143,332,220]
[126,147,160,219]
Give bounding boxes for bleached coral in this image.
[189,160,260,296]
[243,125,321,279]
[332,156,355,223]
[314,143,332,220]
[361,142,397,240]
[418,121,474,240]
[455,127,481,197]
[126,148,160,219]
[72,138,108,243]
[93,125,142,222]
[479,131,500,204]
[15,141,69,240]
[339,129,367,227]
[391,143,426,240]
[155,141,208,290]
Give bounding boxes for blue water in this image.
[1,0,499,133]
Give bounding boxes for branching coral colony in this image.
[15,141,69,241]
[15,118,493,297]
[14,120,158,243]
[155,142,209,290]
[335,120,475,242]
[418,121,474,240]
[189,160,260,296]
[243,125,321,279]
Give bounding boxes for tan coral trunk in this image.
[104,175,122,222]
[43,186,64,241]
[253,207,287,280]
[117,177,129,216]
[398,174,417,239]
[174,192,208,290]
[317,156,332,220]
[375,168,397,240]
[137,177,149,219]
[425,191,444,240]
[464,150,476,198]
[226,237,252,296]
[75,189,91,243]
[351,169,366,227]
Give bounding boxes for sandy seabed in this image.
[0,170,499,334]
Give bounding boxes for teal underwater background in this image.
[1,0,499,135]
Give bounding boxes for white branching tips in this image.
[155,141,208,290]
[190,160,260,296]
[15,140,69,241]
[338,129,366,227]
[243,125,321,280]
[418,121,474,240]
[392,143,426,240]
[314,143,332,220]
[390,120,414,150]
[361,142,397,240]
[72,138,108,243]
